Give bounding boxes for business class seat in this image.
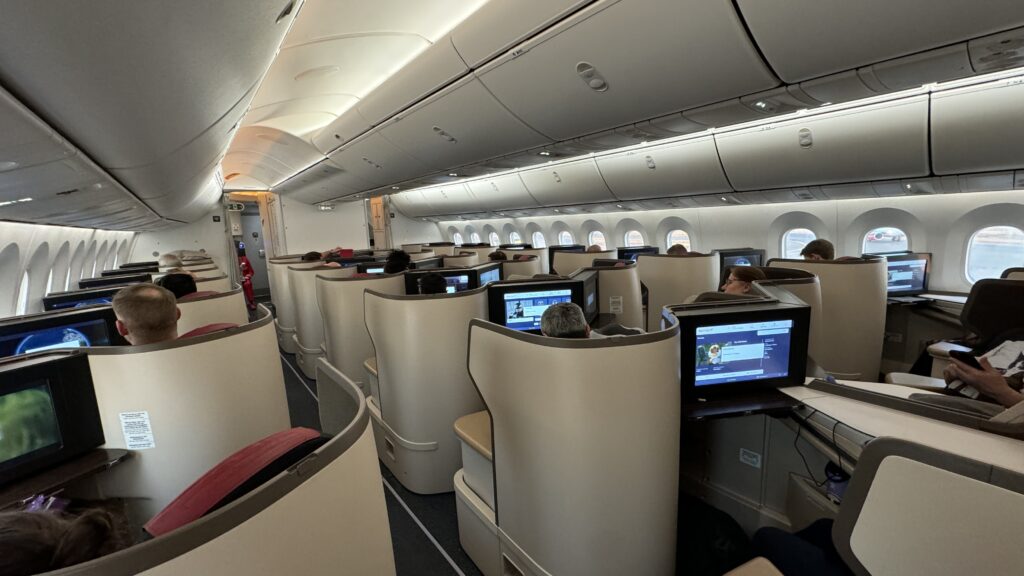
[175,288,248,335]
[429,244,457,257]
[511,247,549,273]
[501,255,543,278]
[85,306,290,520]
[316,273,405,397]
[1002,267,1024,280]
[459,246,496,261]
[768,258,887,381]
[409,250,436,262]
[179,322,239,339]
[757,267,825,368]
[267,255,305,352]
[288,264,354,379]
[401,243,422,253]
[364,287,488,494]
[551,249,615,276]
[585,261,644,329]
[454,317,681,576]
[188,266,224,280]
[444,252,480,267]
[56,370,395,576]
[637,253,720,331]
[193,274,231,294]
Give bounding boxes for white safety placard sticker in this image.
[609,295,623,314]
[119,411,156,450]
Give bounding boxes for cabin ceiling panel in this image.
[596,136,731,201]
[931,78,1024,175]
[327,132,433,188]
[475,0,778,141]
[450,0,592,67]
[735,0,1024,83]
[466,173,539,212]
[519,158,614,207]
[224,126,325,189]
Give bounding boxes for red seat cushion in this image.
[145,427,322,537]
[179,323,238,339]
[177,290,219,302]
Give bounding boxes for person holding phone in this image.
[944,342,1024,409]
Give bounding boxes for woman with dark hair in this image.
[721,266,767,295]
[0,510,126,576]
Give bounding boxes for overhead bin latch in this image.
[576,62,609,92]
[798,128,814,149]
[645,155,656,170]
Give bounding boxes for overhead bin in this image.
[518,157,614,206]
[419,183,482,215]
[736,0,1024,82]
[714,94,930,191]
[450,0,592,67]
[931,78,1024,175]
[466,173,540,211]
[389,190,433,218]
[378,76,549,172]
[274,161,370,202]
[475,0,777,141]
[595,136,731,200]
[311,108,373,154]
[327,132,433,188]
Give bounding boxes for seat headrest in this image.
[962,279,1024,344]
[180,323,239,339]
[177,290,219,302]
[757,266,814,280]
[144,427,323,537]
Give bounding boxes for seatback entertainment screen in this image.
[503,289,574,332]
[0,319,112,358]
[695,319,794,387]
[0,383,61,465]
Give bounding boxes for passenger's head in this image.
[0,510,124,576]
[300,251,321,262]
[667,243,689,256]
[387,250,411,267]
[586,245,604,253]
[721,266,767,295]
[112,284,180,345]
[800,239,835,261]
[383,260,408,274]
[418,273,448,295]
[158,254,183,268]
[155,273,197,300]
[488,251,507,261]
[540,302,590,339]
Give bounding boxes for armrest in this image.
[927,341,971,359]
[725,558,783,576]
[884,373,947,391]
[363,356,377,378]
[454,410,492,461]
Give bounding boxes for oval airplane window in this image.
[862,227,908,254]
[489,232,500,247]
[452,232,464,246]
[558,231,574,245]
[588,231,607,251]
[782,228,816,259]
[531,231,547,248]
[15,271,29,316]
[666,229,691,251]
[967,225,1024,282]
[624,230,645,247]
[470,232,481,244]
[509,231,522,244]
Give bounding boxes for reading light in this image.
[448,173,458,177]
[392,186,400,190]
[538,151,551,156]
[754,101,768,110]
[905,184,913,190]
[720,197,729,202]
[616,204,624,209]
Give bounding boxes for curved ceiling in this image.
[225,0,490,189]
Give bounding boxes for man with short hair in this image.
[540,302,591,339]
[667,243,689,255]
[800,239,835,261]
[418,273,449,295]
[488,250,508,261]
[111,285,180,345]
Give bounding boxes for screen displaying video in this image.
[723,254,762,269]
[695,319,793,386]
[479,268,501,285]
[886,259,927,293]
[0,319,111,358]
[366,267,384,274]
[444,275,471,294]
[0,383,61,464]
[503,289,573,332]
[49,296,113,310]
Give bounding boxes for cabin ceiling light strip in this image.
[0,197,33,207]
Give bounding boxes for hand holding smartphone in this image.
[949,349,983,370]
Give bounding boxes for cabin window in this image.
[558,231,574,245]
[862,227,908,254]
[16,271,29,316]
[624,230,644,247]
[470,232,481,244]
[531,232,547,248]
[63,268,71,291]
[966,225,1024,282]
[452,232,464,245]
[488,232,499,247]
[666,229,691,251]
[509,231,522,244]
[782,228,816,259]
[46,269,54,294]
[588,231,607,251]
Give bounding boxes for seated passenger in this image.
[540,302,591,339]
[112,284,180,345]
[944,345,1024,408]
[383,260,408,274]
[667,243,689,255]
[586,245,604,253]
[721,266,767,295]
[418,273,448,295]
[800,239,835,261]
[158,254,183,268]
[155,273,197,300]
[300,251,321,262]
[0,509,126,575]
[488,251,508,261]
[752,518,852,576]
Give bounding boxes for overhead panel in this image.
[224,126,325,189]
[465,173,540,211]
[327,132,433,188]
[475,0,778,141]
[388,190,433,218]
[377,76,549,171]
[420,183,481,215]
[518,158,614,206]
[595,136,731,200]
[931,78,1024,175]
[450,0,593,67]
[274,162,369,203]
[714,95,930,191]
[736,0,1024,82]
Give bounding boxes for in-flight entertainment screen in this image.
[722,254,762,269]
[0,319,111,358]
[0,383,62,465]
[694,319,793,387]
[503,289,573,332]
[886,258,927,293]
[479,267,501,285]
[443,274,470,294]
[48,296,113,310]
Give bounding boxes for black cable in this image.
[831,418,843,473]
[793,409,827,487]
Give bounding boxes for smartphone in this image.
[949,349,983,370]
